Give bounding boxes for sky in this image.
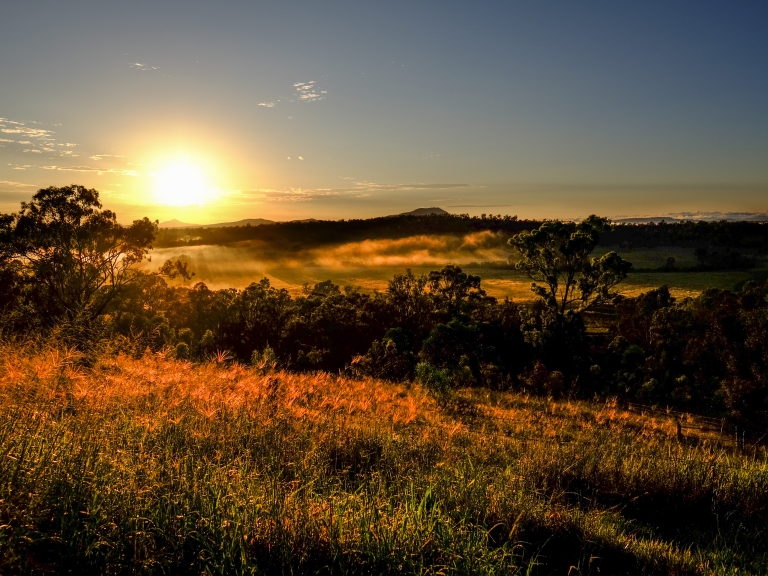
[1,1,767,224]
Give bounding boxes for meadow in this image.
[1,343,767,575]
[143,243,761,300]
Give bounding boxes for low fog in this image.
[141,231,517,290]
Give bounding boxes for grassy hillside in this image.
[1,344,766,574]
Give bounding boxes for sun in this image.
[153,161,215,206]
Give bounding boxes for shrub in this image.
[415,362,450,396]
[174,341,190,360]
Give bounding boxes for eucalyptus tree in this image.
[508,215,632,317]
[1,185,191,332]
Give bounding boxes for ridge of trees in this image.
[2,186,768,427]
[154,211,768,254]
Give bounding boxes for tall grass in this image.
[0,342,766,574]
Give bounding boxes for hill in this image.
[612,217,683,224]
[159,217,275,229]
[398,207,449,216]
[2,344,766,574]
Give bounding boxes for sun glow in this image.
[153,161,217,206]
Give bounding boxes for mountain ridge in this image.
[158,208,450,229]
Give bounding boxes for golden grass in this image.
[1,343,767,574]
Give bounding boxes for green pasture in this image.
[146,244,764,300]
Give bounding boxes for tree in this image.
[427,265,487,316]
[2,185,159,329]
[386,269,433,345]
[508,215,632,316]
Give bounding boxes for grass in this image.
[148,258,758,302]
[143,240,766,301]
[1,343,767,574]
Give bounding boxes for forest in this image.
[2,186,768,427]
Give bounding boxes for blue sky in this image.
[1,1,766,222]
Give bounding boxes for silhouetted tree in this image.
[2,186,157,331]
[508,215,632,316]
[427,264,487,316]
[0,186,196,340]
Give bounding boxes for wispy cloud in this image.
[293,80,326,102]
[89,154,124,161]
[0,180,35,187]
[1,116,138,177]
[0,123,55,141]
[666,211,768,222]
[237,182,477,203]
[258,80,328,109]
[130,62,159,71]
[447,204,512,208]
[41,165,139,176]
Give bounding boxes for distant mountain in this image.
[613,212,768,224]
[612,217,682,224]
[215,218,275,227]
[159,219,200,228]
[159,218,274,229]
[398,207,449,216]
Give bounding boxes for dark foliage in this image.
[3,188,768,427]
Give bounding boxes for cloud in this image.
[447,204,513,208]
[1,116,138,179]
[89,154,124,160]
[0,125,55,141]
[0,180,35,187]
[41,165,139,176]
[237,182,477,203]
[130,62,159,71]
[257,80,327,109]
[665,211,768,222]
[354,182,476,192]
[292,80,326,102]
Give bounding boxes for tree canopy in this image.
[508,215,632,315]
[1,185,157,327]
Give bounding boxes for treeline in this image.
[157,212,768,255]
[603,219,768,251]
[10,265,764,427]
[155,213,530,249]
[2,186,768,427]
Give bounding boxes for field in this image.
[143,243,763,300]
[1,344,767,574]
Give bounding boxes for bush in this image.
[352,332,415,382]
[251,346,278,375]
[415,362,450,396]
[174,341,190,360]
